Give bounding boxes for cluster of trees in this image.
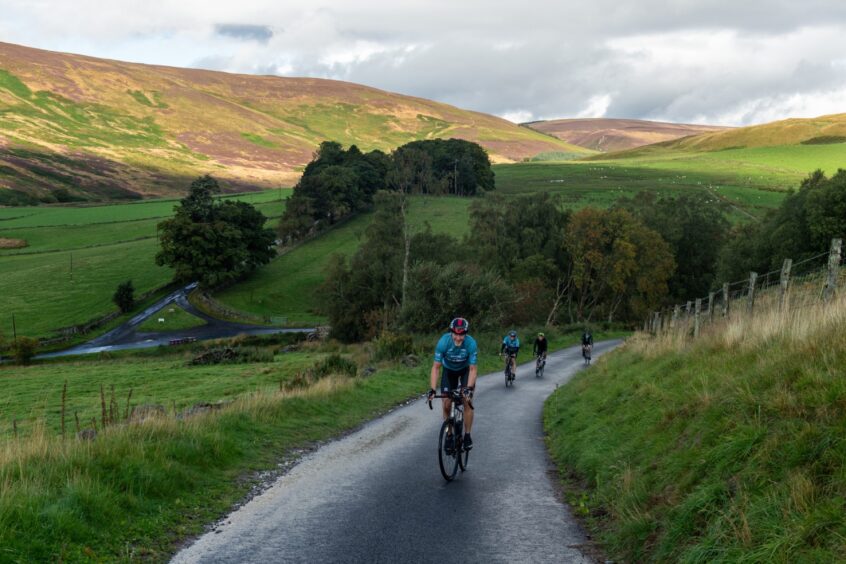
[319,191,688,341]
[278,139,494,243]
[156,175,275,289]
[718,170,846,280]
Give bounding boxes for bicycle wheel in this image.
[504,363,511,387]
[438,420,459,481]
[455,412,469,471]
[537,359,544,378]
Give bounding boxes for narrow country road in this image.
[38,283,312,359]
[173,340,622,564]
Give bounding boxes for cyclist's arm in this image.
[430,361,442,391]
[468,364,478,389]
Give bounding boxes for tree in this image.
[716,169,846,281]
[12,336,38,365]
[278,142,389,243]
[317,193,405,341]
[156,175,275,289]
[113,280,135,313]
[401,261,514,332]
[566,208,675,322]
[620,191,729,301]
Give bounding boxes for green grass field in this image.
[136,307,207,332]
[493,160,788,221]
[0,190,288,339]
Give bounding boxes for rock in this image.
[401,354,420,367]
[177,401,231,420]
[77,428,97,441]
[130,404,166,422]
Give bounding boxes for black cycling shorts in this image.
[440,366,469,393]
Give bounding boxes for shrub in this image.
[113,280,135,313]
[373,332,414,362]
[12,337,38,365]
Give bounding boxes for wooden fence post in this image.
[747,272,758,314]
[672,305,680,329]
[779,258,792,312]
[694,298,702,338]
[707,291,715,323]
[652,311,660,335]
[824,238,842,301]
[722,283,730,318]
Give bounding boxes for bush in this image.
[12,337,38,365]
[282,354,358,391]
[190,346,273,365]
[373,332,414,362]
[113,280,135,313]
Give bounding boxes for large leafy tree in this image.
[156,175,275,289]
[566,208,675,322]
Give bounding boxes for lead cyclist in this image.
[428,317,478,451]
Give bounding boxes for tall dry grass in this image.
[631,270,846,358]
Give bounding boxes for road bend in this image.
[173,340,622,564]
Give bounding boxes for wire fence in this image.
[645,239,843,338]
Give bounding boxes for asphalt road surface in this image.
[38,283,311,359]
[173,340,622,564]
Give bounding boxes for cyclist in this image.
[581,327,593,358]
[500,330,520,379]
[533,332,548,363]
[428,317,478,451]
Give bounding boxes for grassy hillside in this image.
[545,285,846,561]
[524,118,727,152]
[214,196,472,324]
[0,190,287,339]
[0,41,589,202]
[580,114,846,193]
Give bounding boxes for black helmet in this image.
[509,330,517,337]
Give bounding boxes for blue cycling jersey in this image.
[502,336,520,350]
[434,333,478,370]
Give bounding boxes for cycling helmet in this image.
[538,332,545,337]
[449,317,469,334]
[509,330,517,337]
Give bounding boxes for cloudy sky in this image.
[2,0,846,126]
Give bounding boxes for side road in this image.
[173,339,622,564]
[38,283,311,359]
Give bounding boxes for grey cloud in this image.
[215,24,273,43]
[5,1,846,125]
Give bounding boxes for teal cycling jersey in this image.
[502,336,520,350]
[433,333,478,370]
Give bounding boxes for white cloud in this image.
[577,94,612,118]
[500,110,534,123]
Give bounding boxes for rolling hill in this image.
[0,41,590,203]
[524,118,727,152]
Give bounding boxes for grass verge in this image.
[544,294,846,562]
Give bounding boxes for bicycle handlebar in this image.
[427,391,474,411]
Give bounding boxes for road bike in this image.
[535,353,546,377]
[428,389,472,481]
[503,352,516,387]
[582,344,592,366]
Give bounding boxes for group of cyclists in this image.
[427,317,594,454]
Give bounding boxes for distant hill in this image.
[646,113,846,152]
[0,41,590,203]
[524,118,727,152]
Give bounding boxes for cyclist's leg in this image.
[459,368,473,433]
[440,369,458,421]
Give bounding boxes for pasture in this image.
[0,190,289,339]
